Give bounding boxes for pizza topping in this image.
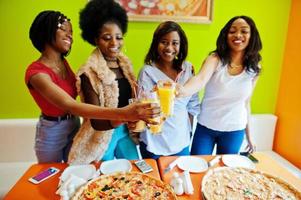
[101,184,112,192]
[203,168,301,200]
[243,188,253,196]
[72,172,177,200]
[154,191,161,197]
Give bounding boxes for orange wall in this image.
[274,0,301,169]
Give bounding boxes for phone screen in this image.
[32,168,58,182]
[134,160,153,173]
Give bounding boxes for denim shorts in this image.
[35,116,80,163]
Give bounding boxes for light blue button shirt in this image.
[138,61,200,155]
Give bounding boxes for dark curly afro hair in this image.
[79,0,128,46]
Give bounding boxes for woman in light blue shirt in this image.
[137,21,200,159]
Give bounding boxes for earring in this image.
[175,55,178,60]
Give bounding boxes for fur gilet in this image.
[68,48,136,165]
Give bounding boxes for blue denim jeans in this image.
[102,125,138,161]
[35,116,80,163]
[139,142,190,159]
[191,123,245,155]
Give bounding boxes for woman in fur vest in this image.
[68,0,145,164]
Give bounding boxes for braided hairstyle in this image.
[29,10,70,56]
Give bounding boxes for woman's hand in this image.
[123,102,161,124]
[245,139,256,153]
[175,83,185,97]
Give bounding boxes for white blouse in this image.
[198,61,257,131]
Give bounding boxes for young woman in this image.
[178,16,262,155]
[68,0,144,164]
[137,21,200,159]
[25,10,160,163]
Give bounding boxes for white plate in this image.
[222,155,256,169]
[60,164,98,182]
[100,159,132,175]
[176,156,208,173]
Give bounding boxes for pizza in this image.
[72,172,177,200]
[202,167,301,200]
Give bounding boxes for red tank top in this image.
[25,60,77,116]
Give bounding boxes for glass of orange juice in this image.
[140,91,163,134]
[157,80,176,117]
[128,98,146,132]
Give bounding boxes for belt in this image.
[41,113,74,122]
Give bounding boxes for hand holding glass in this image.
[140,91,163,134]
[128,98,146,133]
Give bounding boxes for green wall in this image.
[0,0,291,118]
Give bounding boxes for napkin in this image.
[56,164,100,200]
[56,174,87,200]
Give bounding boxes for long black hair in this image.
[144,21,188,72]
[29,10,70,56]
[213,15,262,75]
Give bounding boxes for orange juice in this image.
[157,81,175,117]
[149,120,162,134]
[141,98,162,134]
[129,98,146,132]
[132,120,146,132]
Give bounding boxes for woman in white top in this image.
[178,16,262,154]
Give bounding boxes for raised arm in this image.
[177,54,219,97]
[28,73,160,122]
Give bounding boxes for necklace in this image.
[107,62,119,69]
[53,65,62,72]
[229,63,243,68]
[39,56,66,78]
[104,56,117,62]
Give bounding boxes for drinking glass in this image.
[140,91,162,134]
[128,98,146,132]
[157,80,176,117]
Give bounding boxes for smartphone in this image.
[28,167,60,184]
[134,160,153,173]
[240,152,259,163]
